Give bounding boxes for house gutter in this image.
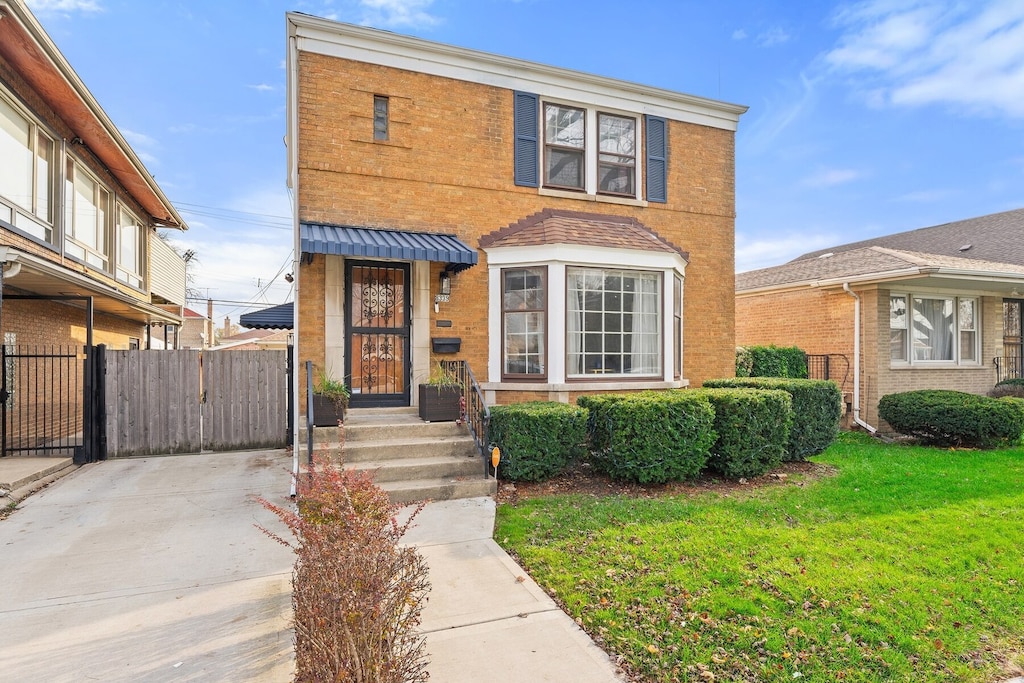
[843,283,877,434]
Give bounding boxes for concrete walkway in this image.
[0,450,295,682]
[402,497,626,682]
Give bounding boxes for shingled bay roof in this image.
[793,207,1024,266]
[737,246,1024,292]
[480,209,689,260]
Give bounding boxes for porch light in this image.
[439,270,452,296]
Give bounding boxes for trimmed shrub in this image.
[582,391,716,484]
[260,456,429,683]
[577,394,630,455]
[989,377,1024,399]
[488,401,588,481]
[696,388,793,478]
[878,390,1024,448]
[703,377,841,460]
[736,345,809,379]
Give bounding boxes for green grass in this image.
[495,432,1024,682]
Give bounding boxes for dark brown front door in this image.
[346,262,411,407]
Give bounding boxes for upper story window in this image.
[64,159,110,271]
[373,95,389,141]
[0,94,54,243]
[515,92,665,203]
[890,293,979,365]
[117,206,144,288]
[543,104,585,190]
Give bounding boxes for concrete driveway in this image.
[0,450,295,682]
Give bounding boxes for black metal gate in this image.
[1,344,105,463]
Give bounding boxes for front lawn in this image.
[495,432,1024,682]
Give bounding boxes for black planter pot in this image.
[418,385,461,422]
[312,393,344,426]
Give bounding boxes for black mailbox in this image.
[431,337,461,354]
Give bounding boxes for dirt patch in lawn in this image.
[496,460,838,505]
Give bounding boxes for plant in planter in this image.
[418,362,463,422]
[312,368,349,427]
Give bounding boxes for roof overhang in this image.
[0,246,181,325]
[738,266,1024,298]
[239,302,294,330]
[300,223,478,273]
[0,1,186,229]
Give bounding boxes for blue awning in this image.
[300,223,478,272]
[240,302,293,330]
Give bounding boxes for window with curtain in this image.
[116,206,144,288]
[890,293,979,365]
[567,267,660,377]
[0,94,54,242]
[502,267,546,378]
[64,159,110,271]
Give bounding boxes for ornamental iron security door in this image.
[345,262,411,407]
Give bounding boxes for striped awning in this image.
[239,302,293,330]
[300,223,478,272]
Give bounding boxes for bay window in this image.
[890,293,979,365]
[502,267,546,378]
[567,268,660,377]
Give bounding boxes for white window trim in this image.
[889,291,981,367]
[540,99,643,201]
[116,204,145,288]
[64,158,112,272]
[0,89,56,243]
[485,243,686,389]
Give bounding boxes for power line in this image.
[172,200,292,221]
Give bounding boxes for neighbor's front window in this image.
[502,267,546,378]
[890,294,979,364]
[0,94,54,242]
[64,159,110,270]
[567,268,661,377]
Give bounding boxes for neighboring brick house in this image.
[286,14,746,410]
[736,208,1024,431]
[179,307,211,349]
[0,0,187,344]
[0,0,186,457]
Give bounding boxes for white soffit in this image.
[289,14,747,132]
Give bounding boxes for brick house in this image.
[286,14,746,410]
[736,208,1024,431]
[0,0,186,456]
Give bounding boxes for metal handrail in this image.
[994,356,1023,382]
[305,360,314,465]
[440,360,492,477]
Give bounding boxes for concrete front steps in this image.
[300,407,496,505]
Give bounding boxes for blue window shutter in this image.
[514,91,539,187]
[646,115,668,203]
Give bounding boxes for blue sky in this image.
[25,0,1024,326]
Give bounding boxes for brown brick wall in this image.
[296,51,738,398]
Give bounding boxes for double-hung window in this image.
[598,113,636,196]
[567,268,661,377]
[0,94,54,242]
[890,293,979,364]
[502,267,546,379]
[543,104,585,190]
[64,159,110,270]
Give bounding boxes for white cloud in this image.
[826,0,1024,118]
[895,188,956,202]
[121,128,160,167]
[742,72,819,153]
[732,28,748,40]
[736,232,839,272]
[26,0,102,13]
[800,167,863,188]
[357,0,439,29]
[757,26,792,47]
[248,84,275,92]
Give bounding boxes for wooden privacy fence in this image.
[104,349,288,457]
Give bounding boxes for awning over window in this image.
[300,223,478,273]
[239,302,294,330]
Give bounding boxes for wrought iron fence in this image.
[439,360,491,477]
[994,356,1022,383]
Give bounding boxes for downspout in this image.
[843,283,877,433]
[287,28,301,497]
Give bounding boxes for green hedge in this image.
[578,392,716,483]
[703,377,841,460]
[695,388,793,478]
[488,402,588,481]
[735,345,808,379]
[990,377,1024,398]
[878,390,1024,448]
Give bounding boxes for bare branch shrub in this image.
[262,456,430,682]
